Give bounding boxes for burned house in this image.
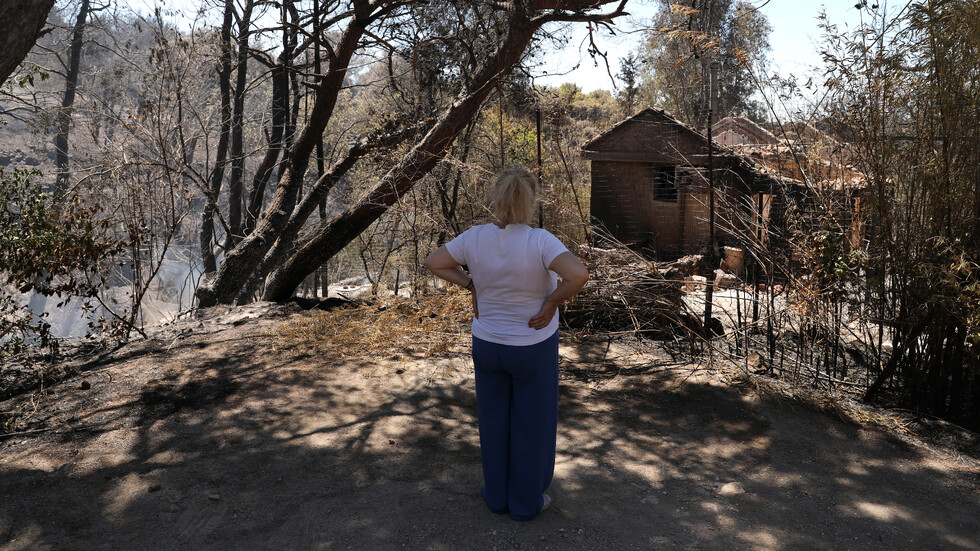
[716,118,862,185]
[582,108,790,259]
[713,116,778,147]
[713,117,867,250]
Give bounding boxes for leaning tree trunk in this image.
[235,121,421,303]
[195,6,378,307]
[0,0,56,84]
[261,9,541,301]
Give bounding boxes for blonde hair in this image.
[490,167,538,226]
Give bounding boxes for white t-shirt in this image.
[445,223,569,346]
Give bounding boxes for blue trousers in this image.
[472,331,559,521]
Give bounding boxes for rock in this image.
[221,312,259,326]
[667,254,705,277]
[718,482,745,496]
[683,275,707,292]
[148,484,162,493]
[714,269,738,289]
[80,380,91,390]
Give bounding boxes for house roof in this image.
[581,108,718,165]
[712,116,778,145]
[581,108,795,193]
[776,121,830,143]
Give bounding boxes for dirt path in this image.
[1,304,978,550]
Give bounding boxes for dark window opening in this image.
[653,165,677,202]
[675,166,708,191]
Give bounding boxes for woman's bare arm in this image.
[529,251,589,330]
[424,245,478,317]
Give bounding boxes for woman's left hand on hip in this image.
[529,301,558,330]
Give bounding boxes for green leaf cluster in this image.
[0,168,124,390]
[0,168,122,298]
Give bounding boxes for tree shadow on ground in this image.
[1,334,978,551]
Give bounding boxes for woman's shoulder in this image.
[455,223,490,237]
[528,226,562,242]
[469,222,498,231]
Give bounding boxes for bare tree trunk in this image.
[53,0,91,196]
[0,0,56,84]
[226,0,254,249]
[244,59,287,237]
[195,6,378,307]
[313,0,326,220]
[276,0,298,183]
[36,0,90,321]
[199,0,235,275]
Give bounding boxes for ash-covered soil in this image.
[1,302,978,550]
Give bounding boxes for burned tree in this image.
[0,0,57,84]
[195,0,629,307]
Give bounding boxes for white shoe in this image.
[540,494,552,513]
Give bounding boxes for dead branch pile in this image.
[563,246,695,337]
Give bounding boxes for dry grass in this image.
[275,290,473,358]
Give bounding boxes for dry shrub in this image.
[275,290,473,358]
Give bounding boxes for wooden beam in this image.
[581,150,740,166]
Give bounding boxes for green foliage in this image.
[808,229,866,288]
[0,168,120,298]
[615,52,641,117]
[16,65,50,89]
[635,0,771,126]
[0,168,123,395]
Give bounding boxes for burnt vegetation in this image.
[0,0,978,439]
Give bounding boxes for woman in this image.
[425,167,589,521]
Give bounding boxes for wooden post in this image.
[498,90,505,170]
[703,61,719,336]
[537,108,544,228]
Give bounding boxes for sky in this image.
[534,0,871,93]
[128,0,874,105]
